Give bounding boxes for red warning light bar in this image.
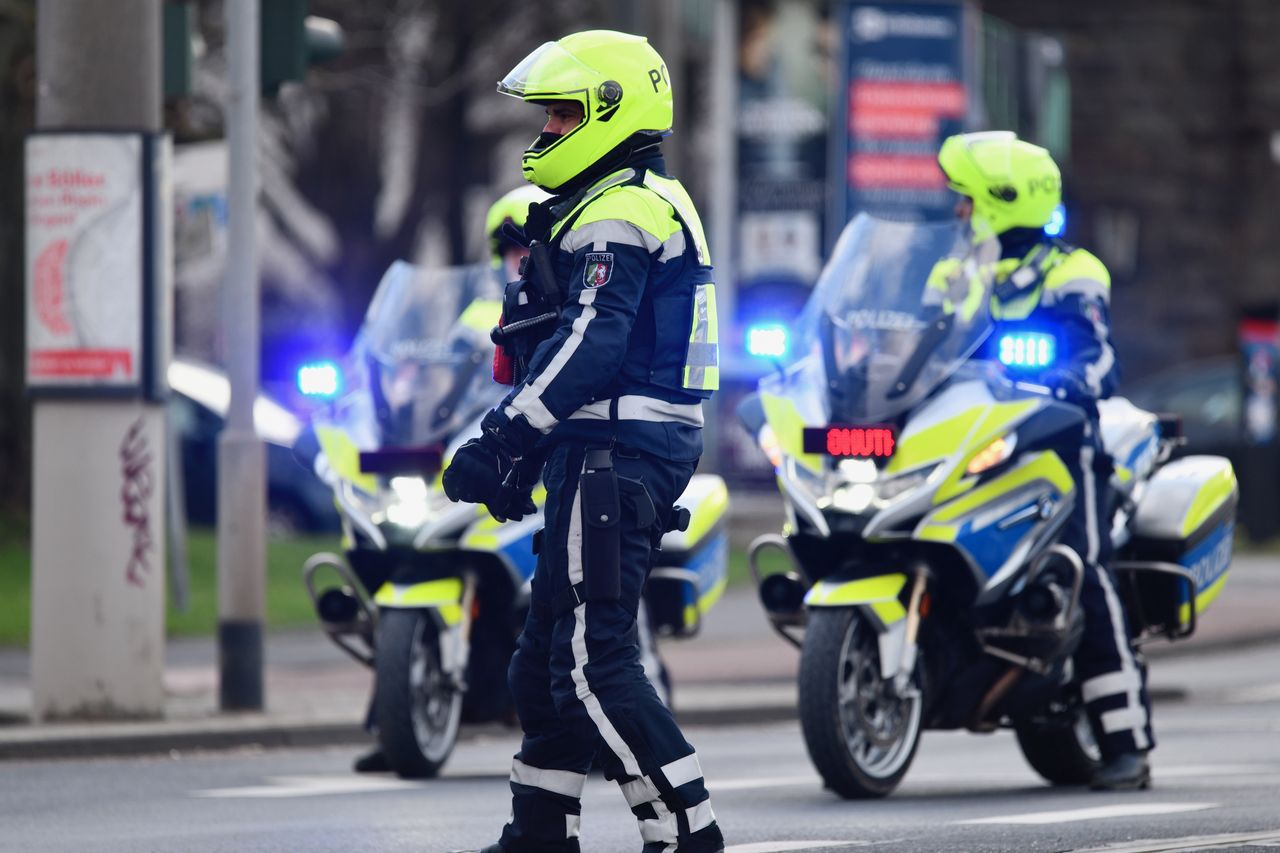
[803,426,897,459]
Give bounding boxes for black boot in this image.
[352,747,391,774]
[642,823,725,853]
[1090,752,1151,790]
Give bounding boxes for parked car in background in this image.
[1122,356,1240,457]
[168,358,338,534]
[1121,355,1280,541]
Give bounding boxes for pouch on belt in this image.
[580,448,622,600]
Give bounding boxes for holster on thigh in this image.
[580,448,622,601]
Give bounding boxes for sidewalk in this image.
[1,506,1276,761]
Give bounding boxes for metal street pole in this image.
[30,0,167,720]
[218,0,266,711]
[706,0,738,474]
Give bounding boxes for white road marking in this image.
[1155,763,1280,778]
[1066,829,1280,852]
[192,775,422,798]
[1222,683,1280,703]
[958,802,1218,825]
[711,775,820,792]
[725,843,862,853]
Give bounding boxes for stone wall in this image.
[981,0,1280,380]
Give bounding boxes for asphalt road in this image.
[2,639,1278,853]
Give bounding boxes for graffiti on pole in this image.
[121,417,155,588]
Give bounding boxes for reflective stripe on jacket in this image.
[501,166,718,461]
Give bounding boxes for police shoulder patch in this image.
[583,252,614,288]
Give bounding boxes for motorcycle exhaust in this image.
[969,665,1023,733]
[748,534,807,648]
[760,572,807,621]
[317,586,361,624]
[979,545,1086,676]
[303,552,377,666]
[1019,545,1084,630]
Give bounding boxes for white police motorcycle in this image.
[740,215,1238,798]
[297,261,730,778]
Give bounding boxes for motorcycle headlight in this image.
[877,463,939,502]
[831,482,877,513]
[385,476,431,528]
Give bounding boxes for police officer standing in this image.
[444,30,725,853]
[932,132,1154,791]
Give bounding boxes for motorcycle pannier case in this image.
[646,474,729,638]
[1116,456,1238,640]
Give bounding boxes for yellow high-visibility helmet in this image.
[484,185,550,267]
[498,30,673,191]
[938,131,1062,237]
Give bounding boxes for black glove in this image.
[442,435,509,506]
[442,409,539,507]
[486,454,544,523]
[1042,367,1092,405]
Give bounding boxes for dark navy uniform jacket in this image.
[500,158,718,463]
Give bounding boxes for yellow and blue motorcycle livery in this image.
[296,261,730,779]
[741,215,1238,799]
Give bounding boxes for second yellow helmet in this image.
[938,131,1061,237]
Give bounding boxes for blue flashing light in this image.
[297,360,342,398]
[1044,204,1067,237]
[998,333,1056,370]
[746,323,790,359]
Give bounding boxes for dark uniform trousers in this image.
[1056,416,1155,760]
[499,441,717,853]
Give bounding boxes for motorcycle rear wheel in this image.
[799,608,923,799]
[375,609,463,779]
[1015,701,1102,786]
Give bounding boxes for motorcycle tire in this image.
[374,608,463,779]
[799,608,923,799]
[1014,703,1102,786]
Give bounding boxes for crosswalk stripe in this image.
[1064,829,1280,852]
[192,775,420,798]
[725,843,861,853]
[958,802,1217,825]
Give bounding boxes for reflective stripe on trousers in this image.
[498,442,714,851]
[1059,419,1154,757]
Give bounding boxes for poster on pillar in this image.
[830,0,975,238]
[25,132,168,397]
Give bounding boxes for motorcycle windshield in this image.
[764,214,999,424]
[320,260,506,449]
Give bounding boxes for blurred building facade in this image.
[982,0,1280,380]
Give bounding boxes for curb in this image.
[0,720,369,762]
[1,628,1274,764]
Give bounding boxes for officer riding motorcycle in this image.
[930,131,1152,789]
[444,29,725,853]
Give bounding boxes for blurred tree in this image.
[251,0,614,365]
[0,0,34,518]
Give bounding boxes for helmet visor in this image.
[498,41,605,100]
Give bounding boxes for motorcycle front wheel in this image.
[799,608,923,799]
[374,609,463,779]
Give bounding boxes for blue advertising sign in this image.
[830,0,973,240]
[1240,317,1279,446]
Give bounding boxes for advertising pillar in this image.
[28,0,170,721]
